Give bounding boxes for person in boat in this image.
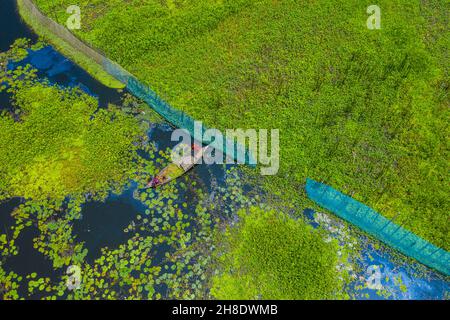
[146,144,204,189]
[148,174,169,188]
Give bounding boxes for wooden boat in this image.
[145,143,210,188]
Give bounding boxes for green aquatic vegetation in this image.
[9,233,159,300]
[211,206,348,300]
[310,213,355,291]
[31,0,450,249]
[69,167,218,300]
[1,38,29,63]
[0,267,21,300]
[0,37,362,301]
[120,93,165,125]
[1,148,335,301]
[64,234,159,300]
[7,198,87,269]
[124,165,259,300]
[0,65,145,202]
[3,201,160,299]
[315,211,450,299]
[0,40,164,299]
[0,229,19,258]
[16,0,124,88]
[0,150,246,299]
[27,274,53,295]
[0,38,45,64]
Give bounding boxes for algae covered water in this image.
[0,0,448,300]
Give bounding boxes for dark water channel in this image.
[0,0,448,300]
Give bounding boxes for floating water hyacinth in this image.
[1,36,448,301]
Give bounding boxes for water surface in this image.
[0,0,448,300]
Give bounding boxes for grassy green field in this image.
[30,0,449,249]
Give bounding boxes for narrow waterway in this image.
[0,0,448,300]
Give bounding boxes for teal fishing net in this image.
[305,178,450,276]
[103,58,255,166]
[19,0,255,165]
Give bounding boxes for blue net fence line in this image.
[305,178,450,276]
[102,59,254,165]
[19,0,254,165]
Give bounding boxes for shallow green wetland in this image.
[0,0,448,300]
[0,40,352,300]
[32,0,450,249]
